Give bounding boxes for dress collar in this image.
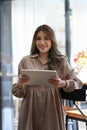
[29,54,39,58]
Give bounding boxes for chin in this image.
[40,50,48,53]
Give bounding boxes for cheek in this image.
[36,42,39,48]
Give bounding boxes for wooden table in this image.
[62,84,87,130]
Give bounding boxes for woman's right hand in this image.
[18,74,30,88]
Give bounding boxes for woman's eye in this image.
[45,37,49,40]
[36,36,50,41]
[36,37,41,40]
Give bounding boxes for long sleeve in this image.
[59,59,83,92]
[12,83,27,98]
[12,58,27,98]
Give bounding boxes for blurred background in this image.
[0,0,87,130]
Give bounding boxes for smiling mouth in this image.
[39,45,47,48]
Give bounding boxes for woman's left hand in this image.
[49,75,66,88]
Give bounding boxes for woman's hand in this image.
[49,75,66,88]
[18,74,30,88]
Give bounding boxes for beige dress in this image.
[12,54,82,130]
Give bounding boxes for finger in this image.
[21,74,29,78]
[49,78,60,82]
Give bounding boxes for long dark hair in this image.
[30,24,66,70]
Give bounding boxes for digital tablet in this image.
[21,69,57,86]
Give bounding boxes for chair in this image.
[60,85,87,130]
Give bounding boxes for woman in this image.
[12,24,82,130]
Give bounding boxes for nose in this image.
[40,39,45,44]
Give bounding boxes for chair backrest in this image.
[60,89,86,101]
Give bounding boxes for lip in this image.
[40,46,46,48]
[39,45,47,48]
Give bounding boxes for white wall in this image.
[11,0,65,74]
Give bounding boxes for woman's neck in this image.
[39,52,48,58]
[38,53,49,64]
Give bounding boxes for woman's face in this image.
[35,31,51,54]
